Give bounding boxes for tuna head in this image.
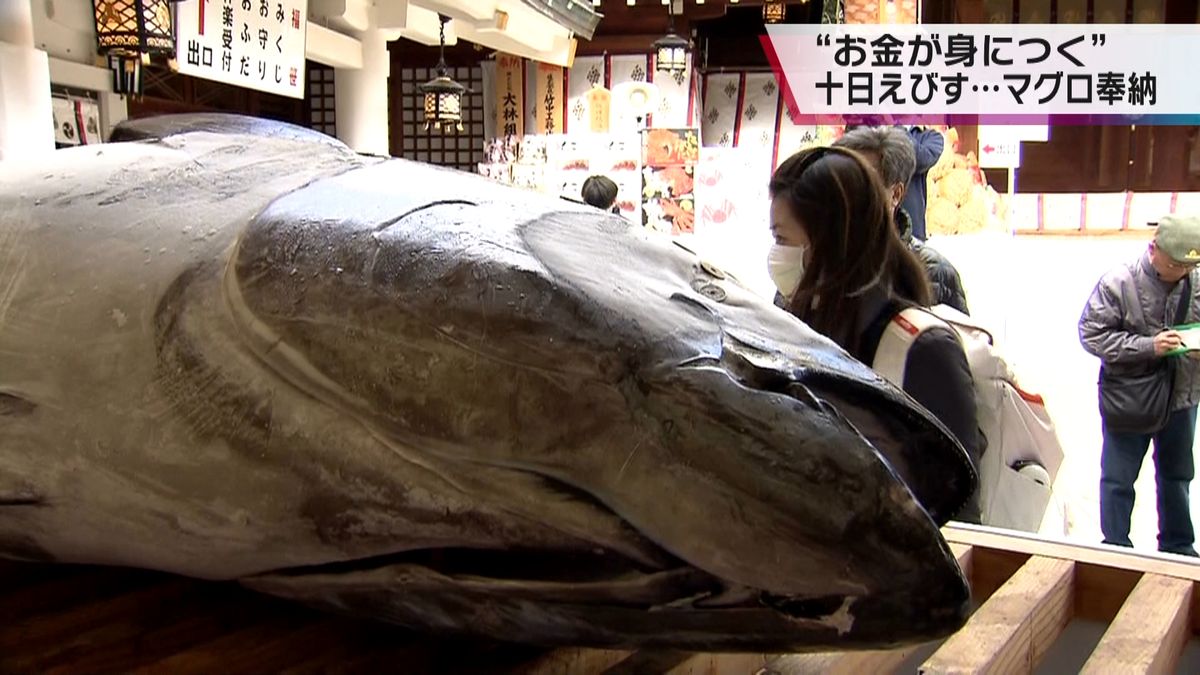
[196,157,975,651]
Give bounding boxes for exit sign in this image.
[976,125,1048,169]
[977,128,1020,169]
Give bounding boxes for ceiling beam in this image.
[306,22,364,69]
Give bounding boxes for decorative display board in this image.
[174,0,307,99]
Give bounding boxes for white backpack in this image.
[872,304,1066,533]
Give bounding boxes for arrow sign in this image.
[976,127,1021,169]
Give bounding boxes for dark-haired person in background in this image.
[581,175,620,214]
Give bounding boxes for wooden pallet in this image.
[2,524,1197,674]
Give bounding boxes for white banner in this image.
[737,74,781,152]
[766,24,1200,117]
[175,0,308,99]
[650,55,693,129]
[566,56,605,133]
[701,73,740,148]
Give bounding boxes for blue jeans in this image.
[1100,406,1198,554]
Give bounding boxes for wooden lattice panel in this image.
[306,62,336,137]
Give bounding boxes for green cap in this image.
[1155,214,1200,263]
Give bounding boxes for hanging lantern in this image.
[653,32,690,75]
[653,0,690,76]
[93,0,176,96]
[763,1,787,23]
[421,73,467,133]
[419,15,467,133]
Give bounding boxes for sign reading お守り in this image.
[174,0,307,99]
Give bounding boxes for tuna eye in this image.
[700,260,727,279]
[698,284,727,303]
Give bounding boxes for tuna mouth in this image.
[246,545,829,616]
[241,542,967,650]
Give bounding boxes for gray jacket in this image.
[1078,252,1200,412]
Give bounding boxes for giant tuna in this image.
[0,114,975,651]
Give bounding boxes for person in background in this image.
[833,126,970,315]
[581,175,620,214]
[767,146,982,524]
[899,126,945,241]
[1078,214,1200,557]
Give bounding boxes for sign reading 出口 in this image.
[174,0,308,100]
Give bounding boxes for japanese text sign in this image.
[495,54,525,139]
[175,0,307,99]
[763,24,1200,124]
[535,62,564,135]
[586,87,611,133]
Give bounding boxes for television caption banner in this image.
[762,24,1200,126]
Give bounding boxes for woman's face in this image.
[770,197,810,251]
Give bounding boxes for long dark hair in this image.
[769,146,931,353]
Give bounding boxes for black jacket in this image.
[897,208,971,316]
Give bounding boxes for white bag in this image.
[873,304,1065,532]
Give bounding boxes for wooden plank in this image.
[920,555,1075,675]
[515,648,634,675]
[943,524,1200,583]
[661,652,771,674]
[0,564,171,623]
[127,615,350,674]
[949,542,974,582]
[603,650,693,674]
[1080,574,1193,675]
[0,578,199,663]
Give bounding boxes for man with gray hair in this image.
[834,126,970,315]
[1079,214,1200,556]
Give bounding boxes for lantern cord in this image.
[436,14,449,73]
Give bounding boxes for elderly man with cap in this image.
[1079,214,1200,557]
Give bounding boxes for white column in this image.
[0,0,54,161]
[334,27,389,156]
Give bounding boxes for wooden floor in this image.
[0,558,563,674]
[4,525,1200,674]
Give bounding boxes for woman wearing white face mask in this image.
[767,146,983,524]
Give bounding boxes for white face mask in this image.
[767,244,808,297]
